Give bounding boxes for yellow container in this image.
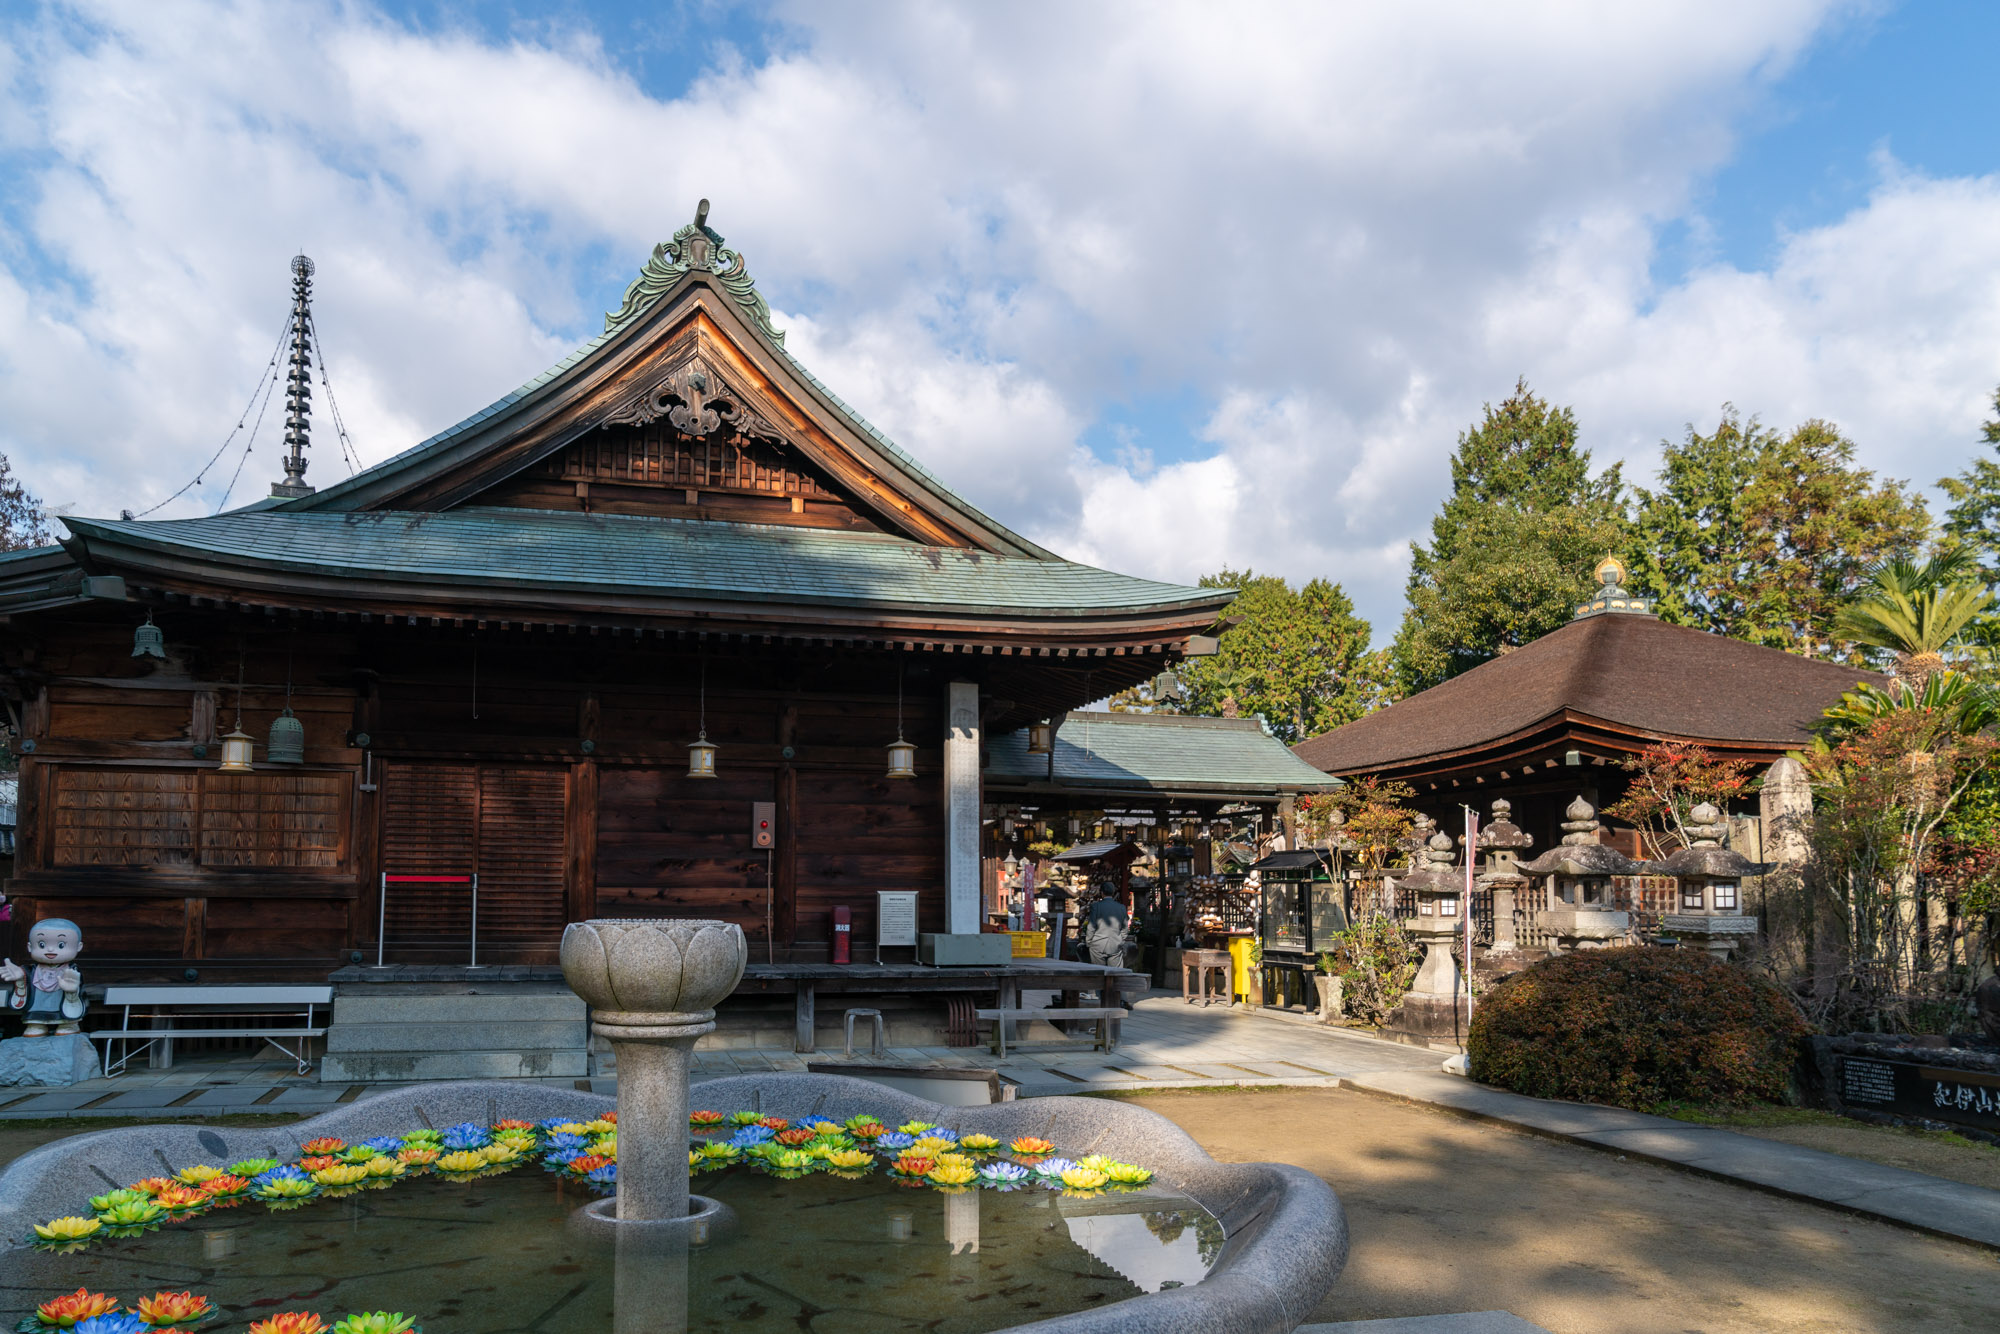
[1228,935,1259,1001]
[1008,930,1048,958]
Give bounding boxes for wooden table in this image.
[737,960,1143,1052]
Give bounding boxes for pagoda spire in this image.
[271,253,317,498]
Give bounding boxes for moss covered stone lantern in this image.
[1517,796,1640,953]
[1652,802,1764,960]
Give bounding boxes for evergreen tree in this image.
[1167,568,1381,744]
[1737,420,1929,661]
[1629,413,1928,661]
[1627,408,1776,635]
[1391,379,1627,693]
[0,451,50,552]
[1940,386,2000,590]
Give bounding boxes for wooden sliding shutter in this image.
[475,766,569,946]
[380,762,569,960]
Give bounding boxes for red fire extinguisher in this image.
[832,904,851,964]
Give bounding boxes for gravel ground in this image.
[1120,1086,2000,1334]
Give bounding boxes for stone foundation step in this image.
[325,1020,586,1054]
[328,989,584,1025]
[320,986,589,1082]
[319,1048,588,1082]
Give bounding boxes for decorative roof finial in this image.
[1573,555,1654,620]
[271,254,317,499]
[604,199,786,345]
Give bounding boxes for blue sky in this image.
[3,1,1998,640]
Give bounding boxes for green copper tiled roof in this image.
[987,711,1340,793]
[61,509,1225,618]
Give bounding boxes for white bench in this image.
[97,985,334,1077]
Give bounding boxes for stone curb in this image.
[1339,1070,2000,1252]
[0,1073,1350,1334]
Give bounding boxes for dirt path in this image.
[1122,1087,2000,1334]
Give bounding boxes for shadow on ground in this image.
[1126,1087,2000,1334]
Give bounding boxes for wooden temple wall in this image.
[5,620,948,978]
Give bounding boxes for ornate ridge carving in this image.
[605,353,782,443]
[604,198,786,345]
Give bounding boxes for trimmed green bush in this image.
[1468,947,1812,1110]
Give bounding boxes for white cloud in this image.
[5,0,1995,645]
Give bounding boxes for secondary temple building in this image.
[1293,558,1882,863]
[0,205,1235,992]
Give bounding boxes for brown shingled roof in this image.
[1293,614,1883,776]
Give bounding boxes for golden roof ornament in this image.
[1573,554,1655,620]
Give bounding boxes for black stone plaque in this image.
[1836,1054,2000,1133]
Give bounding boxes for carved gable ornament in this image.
[605,198,785,346]
[604,350,783,445]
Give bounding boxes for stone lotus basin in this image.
[0,1074,1348,1333]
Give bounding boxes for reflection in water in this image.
[1059,1197,1220,1295]
[613,1222,689,1334]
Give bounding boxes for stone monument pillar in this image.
[560,918,748,1222]
[1476,799,1534,957]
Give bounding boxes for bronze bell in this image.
[131,614,166,659]
[266,708,305,765]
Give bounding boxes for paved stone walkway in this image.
[689,992,1443,1094]
[1,991,1993,1252]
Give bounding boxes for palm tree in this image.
[1833,551,1993,686]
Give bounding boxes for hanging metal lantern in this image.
[217,727,255,773]
[688,654,718,778]
[266,707,305,764]
[131,613,166,660]
[886,658,916,778]
[687,730,718,780]
[1026,720,1054,755]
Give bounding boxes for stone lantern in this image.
[1652,802,1764,960]
[1381,830,1468,1046]
[1517,796,1640,953]
[1475,798,1534,956]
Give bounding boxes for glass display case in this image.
[1252,851,1347,958]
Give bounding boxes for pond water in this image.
[5,1166,1223,1332]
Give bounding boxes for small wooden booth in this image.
[1251,848,1347,1007]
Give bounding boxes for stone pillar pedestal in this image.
[1490,884,1518,952]
[560,918,748,1226]
[593,1010,712,1221]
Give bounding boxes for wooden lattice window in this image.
[51,769,195,866]
[48,768,350,871]
[553,423,841,500]
[198,773,348,868]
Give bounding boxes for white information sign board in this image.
[877,891,919,949]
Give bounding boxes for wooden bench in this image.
[97,985,334,1077]
[973,1006,1124,1059]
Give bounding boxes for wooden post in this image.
[793,983,815,1054]
[566,760,598,925]
[944,681,981,935]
